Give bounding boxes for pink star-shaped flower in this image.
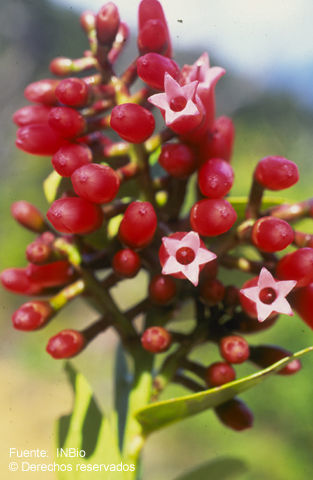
[160,231,216,286]
[240,267,297,322]
[148,73,204,134]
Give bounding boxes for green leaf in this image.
[148,146,161,166]
[136,346,313,435]
[228,195,285,221]
[56,363,123,480]
[173,457,248,480]
[43,170,63,203]
[114,343,132,451]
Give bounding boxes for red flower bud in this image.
[49,107,86,139]
[190,198,237,237]
[276,248,313,287]
[47,197,103,234]
[52,143,92,177]
[12,301,53,331]
[24,79,59,105]
[25,261,73,288]
[254,156,299,191]
[112,249,141,278]
[0,268,42,295]
[252,217,294,253]
[11,201,46,233]
[219,335,250,364]
[110,103,155,143]
[149,274,176,305]
[55,78,89,107]
[119,201,157,248]
[250,345,301,375]
[46,329,85,359]
[13,105,52,126]
[205,362,236,387]
[16,124,65,156]
[26,240,53,264]
[137,53,180,90]
[158,143,197,178]
[215,399,253,431]
[138,0,172,57]
[71,164,120,204]
[198,158,234,198]
[200,116,235,163]
[96,2,120,45]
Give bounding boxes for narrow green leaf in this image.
[136,346,313,435]
[43,170,63,203]
[228,195,285,221]
[173,457,248,480]
[114,343,132,451]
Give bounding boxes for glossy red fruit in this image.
[220,335,250,364]
[110,103,155,143]
[200,116,235,163]
[26,261,73,288]
[55,78,89,107]
[141,326,172,353]
[119,201,157,248]
[215,399,253,431]
[112,249,141,278]
[46,329,85,359]
[138,0,172,57]
[158,143,197,178]
[200,278,225,305]
[137,53,179,90]
[71,164,120,204]
[190,198,237,237]
[13,105,52,126]
[26,240,53,264]
[250,345,301,375]
[16,124,65,156]
[96,2,120,45]
[24,79,59,105]
[47,197,103,234]
[276,248,313,287]
[12,301,53,331]
[49,107,86,139]
[252,217,294,252]
[149,274,176,305]
[11,201,46,233]
[205,362,236,387]
[52,143,92,177]
[290,283,313,329]
[254,156,299,191]
[198,158,234,198]
[0,268,42,295]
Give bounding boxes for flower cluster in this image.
[2,0,313,432]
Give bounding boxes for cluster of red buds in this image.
[2,0,313,432]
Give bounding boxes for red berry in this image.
[47,197,103,234]
[250,345,301,375]
[252,217,294,253]
[137,53,180,90]
[46,329,85,359]
[11,201,46,233]
[138,0,172,57]
[49,107,86,139]
[112,249,141,278]
[110,103,155,143]
[25,261,73,288]
[205,362,236,387]
[200,116,235,163]
[71,163,120,204]
[200,278,225,305]
[49,57,73,76]
[149,274,176,305]
[190,198,237,237]
[290,283,313,329]
[254,156,299,191]
[215,399,253,431]
[198,158,234,198]
[158,143,197,178]
[26,240,52,264]
[0,268,42,295]
[276,248,313,287]
[239,277,260,318]
[16,124,65,156]
[13,105,52,126]
[220,335,250,364]
[96,2,120,45]
[12,301,53,331]
[52,143,92,177]
[119,201,157,248]
[24,79,59,105]
[141,326,172,353]
[55,78,89,107]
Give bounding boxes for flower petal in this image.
[275,279,297,298]
[181,263,200,286]
[180,231,200,253]
[255,301,275,322]
[240,286,260,303]
[148,92,168,111]
[258,267,276,290]
[162,256,181,275]
[162,236,181,256]
[196,247,217,265]
[164,73,183,100]
[271,297,294,317]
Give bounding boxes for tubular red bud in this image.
[198,158,234,198]
[200,116,235,163]
[112,249,141,278]
[149,274,176,305]
[24,79,59,105]
[254,156,299,191]
[26,240,53,264]
[252,217,294,253]
[250,345,301,375]
[11,201,46,233]
[141,326,172,353]
[52,143,92,177]
[16,124,65,156]
[138,0,172,57]
[46,329,85,359]
[55,78,89,107]
[48,107,86,139]
[276,248,313,287]
[13,105,52,126]
[96,2,120,45]
[110,103,155,143]
[0,268,42,295]
[47,197,103,234]
[190,198,237,237]
[71,164,120,204]
[12,301,53,331]
[119,201,157,249]
[25,261,73,288]
[215,399,253,431]
[137,53,180,90]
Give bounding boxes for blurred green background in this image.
[1,1,313,479]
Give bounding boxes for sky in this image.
[51,0,313,104]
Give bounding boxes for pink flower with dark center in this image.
[240,267,297,322]
[182,53,225,129]
[160,231,216,286]
[148,73,204,134]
